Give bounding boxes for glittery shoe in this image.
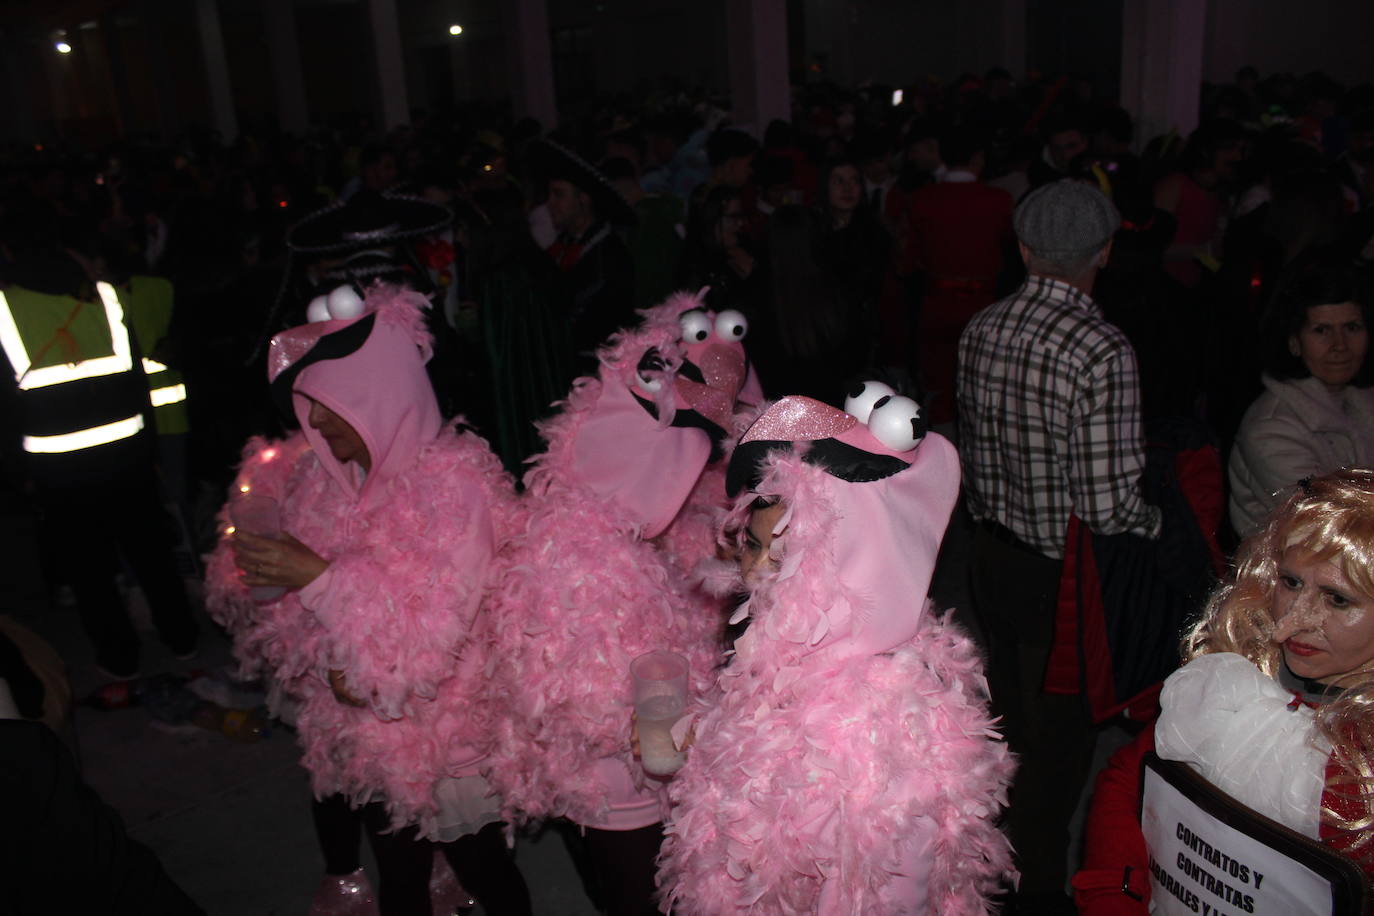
[430,851,476,915]
[308,868,379,916]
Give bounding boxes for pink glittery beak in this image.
[740,396,857,444]
[675,341,748,432]
[266,318,355,383]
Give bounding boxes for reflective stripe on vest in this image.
[0,282,134,388]
[141,357,188,408]
[0,283,146,453]
[23,414,146,453]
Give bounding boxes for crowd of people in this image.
[2,61,1374,915]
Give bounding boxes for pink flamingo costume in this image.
[485,291,761,832]
[658,387,1016,914]
[205,283,518,840]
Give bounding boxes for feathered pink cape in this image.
[206,428,518,837]
[484,295,736,829]
[657,448,1016,913]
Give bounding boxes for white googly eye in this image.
[306,295,331,323]
[635,371,663,392]
[714,309,748,341]
[867,394,927,452]
[679,308,712,343]
[326,285,366,320]
[843,380,897,424]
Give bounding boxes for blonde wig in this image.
[1184,468,1374,854]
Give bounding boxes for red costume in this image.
[900,178,1012,424]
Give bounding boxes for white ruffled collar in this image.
[1156,653,1332,839]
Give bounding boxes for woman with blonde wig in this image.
[1075,468,1374,913]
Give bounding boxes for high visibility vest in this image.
[0,282,151,460]
[124,275,189,435]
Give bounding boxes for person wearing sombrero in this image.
[271,189,471,418]
[532,138,639,368]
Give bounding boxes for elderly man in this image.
[957,180,1160,914]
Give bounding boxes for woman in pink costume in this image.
[205,283,531,914]
[658,384,1016,914]
[485,290,759,914]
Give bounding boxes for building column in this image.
[263,0,309,134]
[1120,0,1207,149]
[366,0,409,131]
[99,16,136,136]
[193,0,237,141]
[727,0,790,136]
[0,32,39,142]
[500,0,557,130]
[136,0,180,140]
[1000,0,1027,79]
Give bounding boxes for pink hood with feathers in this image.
[658,396,1016,913]
[732,396,960,665]
[269,285,442,507]
[556,289,760,538]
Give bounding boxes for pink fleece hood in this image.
[536,289,760,538]
[725,385,960,665]
[267,283,442,506]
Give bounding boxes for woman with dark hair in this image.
[814,158,890,364]
[675,185,758,315]
[749,204,867,403]
[1229,261,1374,537]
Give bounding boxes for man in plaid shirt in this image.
[957,180,1160,914]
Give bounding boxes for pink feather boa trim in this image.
[482,475,724,827]
[205,425,520,837]
[658,611,1016,914]
[484,306,733,825]
[655,448,1015,912]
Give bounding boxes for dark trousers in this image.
[970,524,1096,897]
[36,465,197,673]
[312,794,532,915]
[0,719,203,914]
[579,824,664,916]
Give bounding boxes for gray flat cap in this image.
[1014,179,1120,255]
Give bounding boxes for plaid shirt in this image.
[957,275,1161,558]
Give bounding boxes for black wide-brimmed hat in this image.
[287,190,452,255]
[530,139,637,227]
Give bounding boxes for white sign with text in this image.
[1141,767,1334,915]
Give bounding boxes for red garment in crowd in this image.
[1073,721,1374,915]
[1158,172,1221,289]
[903,178,1013,423]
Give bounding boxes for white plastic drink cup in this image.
[229,495,287,603]
[631,651,689,776]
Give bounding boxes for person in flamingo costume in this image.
[484,289,761,914]
[658,384,1016,914]
[205,282,530,915]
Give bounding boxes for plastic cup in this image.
[229,495,286,603]
[631,651,689,776]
